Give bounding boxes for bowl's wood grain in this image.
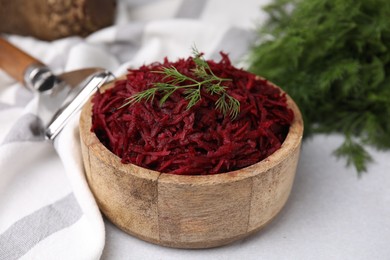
[79,79,303,248]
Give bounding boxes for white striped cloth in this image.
[0,0,269,259]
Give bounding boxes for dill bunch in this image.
[249,0,390,174]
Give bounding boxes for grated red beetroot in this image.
[91,53,294,175]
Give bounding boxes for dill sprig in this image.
[248,0,390,175]
[120,47,240,119]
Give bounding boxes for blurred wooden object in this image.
[0,0,116,41]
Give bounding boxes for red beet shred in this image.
[91,53,294,175]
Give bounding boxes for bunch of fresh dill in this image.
[249,0,390,174]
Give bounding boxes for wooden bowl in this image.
[79,79,303,249]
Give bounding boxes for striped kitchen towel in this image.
[0,0,267,259]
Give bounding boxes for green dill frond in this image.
[333,136,373,175]
[159,87,177,106]
[119,87,158,109]
[120,46,240,119]
[227,95,241,119]
[184,88,202,110]
[205,84,227,95]
[157,66,189,85]
[215,94,230,117]
[215,93,241,120]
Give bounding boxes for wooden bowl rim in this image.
[80,76,304,186]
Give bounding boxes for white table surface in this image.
[101,134,390,260]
